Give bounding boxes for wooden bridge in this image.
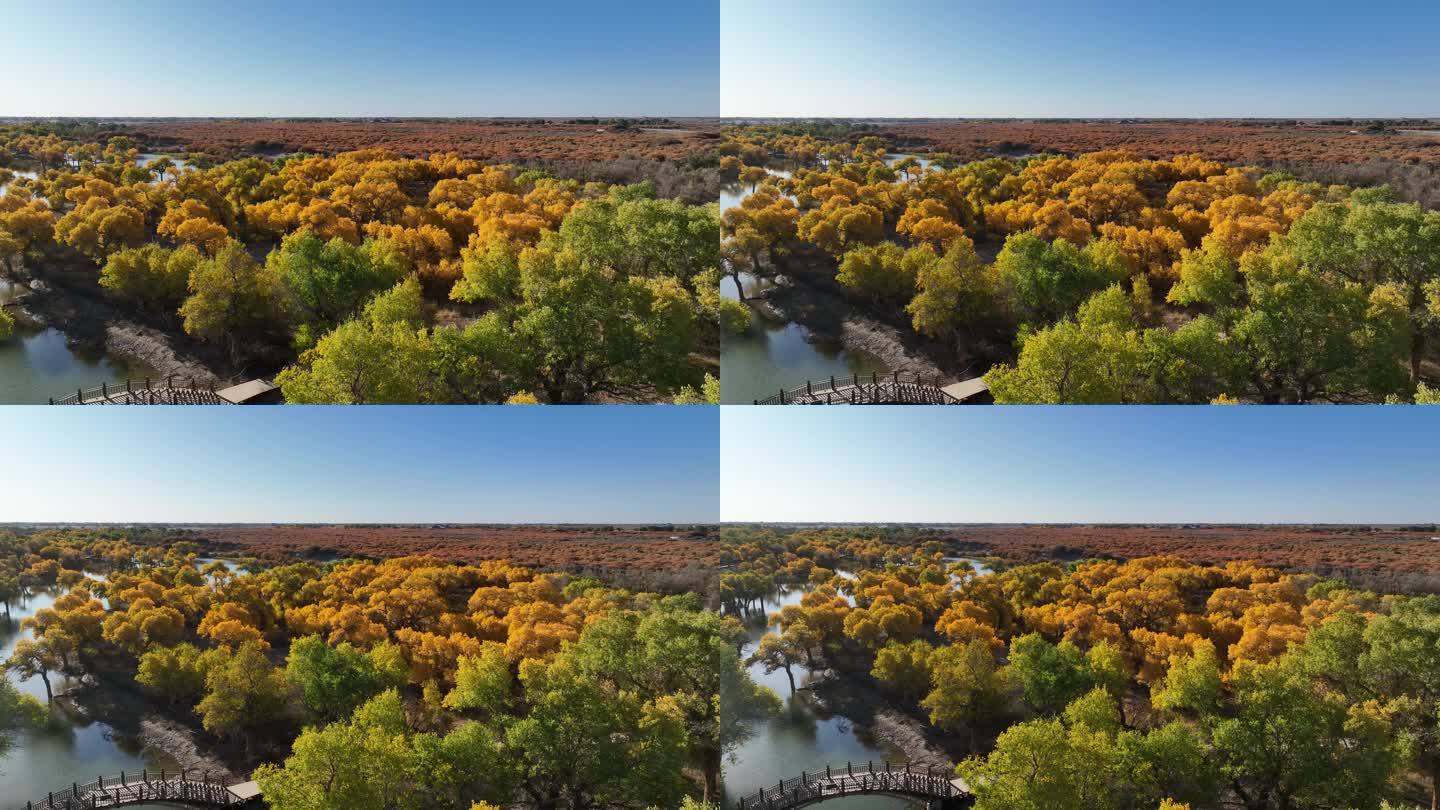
[752,372,989,405]
[22,768,261,809]
[49,377,280,405]
[734,760,971,810]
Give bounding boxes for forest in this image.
[720,124,1440,403]
[720,526,1440,810]
[0,527,759,809]
[0,121,723,404]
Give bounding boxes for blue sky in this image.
[722,0,1440,117]
[0,0,717,116]
[722,407,1440,523]
[0,407,718,523]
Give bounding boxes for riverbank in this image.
[41,688,238,782]
[749,266,946,380]
[47,642,256,784]
[4,257,228,386]
[804,659,964,771]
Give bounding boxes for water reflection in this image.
[725,582,911,810]
[724,558,993,808]
[720,163,887,404]
[0,585,178,805]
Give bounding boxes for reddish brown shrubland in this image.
[124,119,720,162]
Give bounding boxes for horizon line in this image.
[0,114,718,121]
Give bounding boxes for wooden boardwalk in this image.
[735,761,971,809]
[50,377,226,406]
[753,372,989,405]
[49,377,280,405]
[23,769,260,809]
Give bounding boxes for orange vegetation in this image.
[122,119,721,162]
[885,120,1440,166]
[194,525,719,573]
[947,524,1440,582]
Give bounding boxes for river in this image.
[0,584,178,810]
[719,154,940,404]
[720,164,887,405]
[0,154,193,404]
[0,277,159,404]
[723,557,992,809]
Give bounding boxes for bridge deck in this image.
[52,387,227,405]
[736,761,970,809]
[755,373,987,405]
[24,772,257,809]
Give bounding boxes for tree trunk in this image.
[730,267,746,302]
[1412,328,1425,385]
[783,664,796,695]
[1429,755,1439,810]
[39,670,52,703]
[700,746,721,806]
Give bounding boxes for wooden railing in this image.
[753,372,962,405]
[734,760,968,810]
[24,768,250,809]
[50,376,227,406]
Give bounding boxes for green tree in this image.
[0,677,47,762]
[1167,247,1242,309]
[408,720,517,808]
[276,278,500,404]
[871,638,935,702]
[836,242,925,312]
[1284,200,1440,383]
[180,241,281,362]
[6,637,62,703]
[506,656,689,809]
[286,635,407,723]
[457,239,701,402]
[907,237,1002,351]
[1114,721,1222,809]
[958,715,1118,810]
[1232,243,1408,403]
[986,286,1150,403]
[562,596,771,803]
[1150,639,1223,717]
[267,232,409,346]
[136,643,213,706]
[1085,642,1130,706]
[99,244,200,311]
[1006,633,1094,715]
[1211,656,1401,810]
[444,642,512,716]
[1299,600,1440,809]
[923,638,1013,749]
[254,690,423,810]
[994,233,1128,325]
[196,641,293,747]
[672,373,721,405]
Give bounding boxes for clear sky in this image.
[0,0,718,117]
[0,407,718,523]
[722,0,1440,118]
[722,407,1440,524]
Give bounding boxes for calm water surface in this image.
[720,164,887,404]
[725,583,911,809]
[0,154,189,403]
[723,558,992,809]
[0,277,157,404]
[0,586,178,809]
